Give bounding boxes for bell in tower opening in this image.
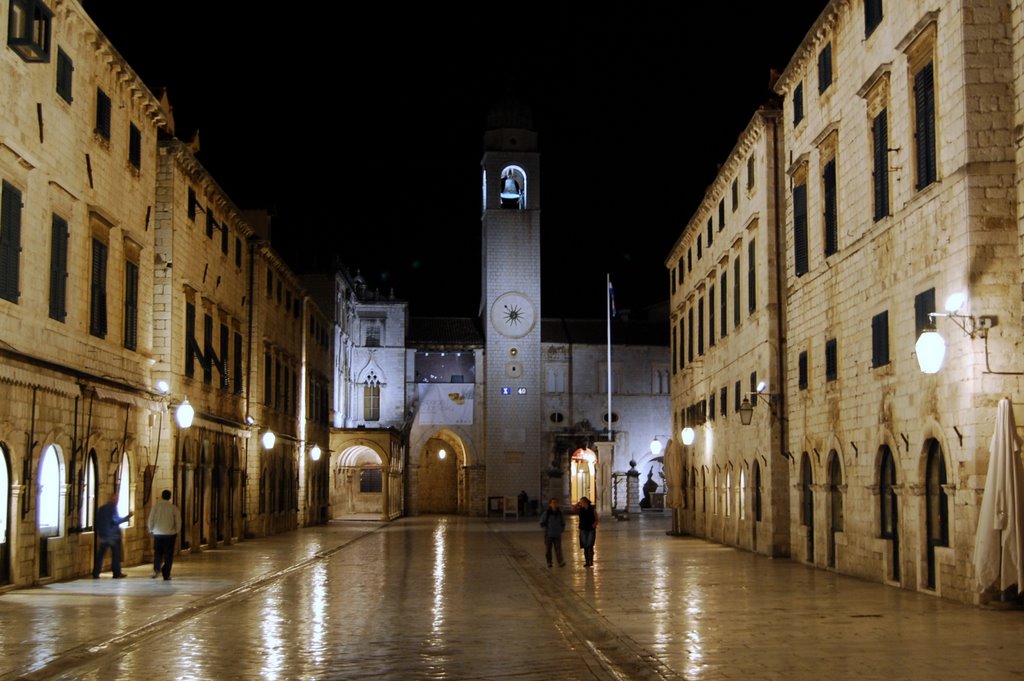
[500,170,523,209]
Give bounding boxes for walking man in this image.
[540,497,566,567]
[148,489,181,580]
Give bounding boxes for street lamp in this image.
[175,398,195,429]
[309,444,322,461]
[261,429,276,450]
[680,427,695,446]
[740,381,780,426]
[915,293,997,374]
[650,438,663,457]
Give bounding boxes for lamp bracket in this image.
[929,311,997,339]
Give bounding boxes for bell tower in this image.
[480,97,543,501]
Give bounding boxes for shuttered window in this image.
[720,386,727,417]
[798,351,808,390]
[264,350,272,405]
[687,307,694,363]
[187,187,197,221]
[89,239,107,337]
[793,183,808,276]
[123,260,138,350]
[734,380,741,413]
[678,317,684,369]
[865,0,883,37]
[220,323,229,389]
[706,217,713,247]
[0,182,22,303]
[48,215,67,320]
[720,270,728,338]
[95,88,111,140]
[914,62,937,189]
[184,303,203,378]
[708,285,715,348]
[697,297,704,356]
[233,332,244,395]
[872,110,889,221]
[823,159,838,256]
[128,123,141,170]
[203,314,217,385]
[747,239,757,314]
[733,257,740,327]
[56,48,73,103]
[825,338,838,381]
[818,42,833,93]
[872,311,890,367]
[718,199,725,230]
[793,82,804,126]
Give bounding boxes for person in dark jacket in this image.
[539,497,566,567]
[93,492,132,578]
[576,496,599,567]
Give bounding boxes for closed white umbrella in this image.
[974,397,1024,594]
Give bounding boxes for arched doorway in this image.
[570,447,596,504]
[924,439,948,589]
[0,443,10,584]
[880,445,900,582]
[38,444,64,578]
[334,444,386,518]
[827,450,843,568]
[752,460,762,552]
[418,439,456,514]
[800,452,814,564]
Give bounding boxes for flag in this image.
[608,280,617,317]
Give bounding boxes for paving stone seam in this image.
[488,523,687,681]
[5,523,388,681]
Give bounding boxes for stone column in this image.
[593,440,615,519]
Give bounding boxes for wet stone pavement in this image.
[2,512,1024,680]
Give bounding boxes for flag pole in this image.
[606,273,613,439]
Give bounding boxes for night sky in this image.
[81,2,828,319]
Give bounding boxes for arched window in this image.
[801,452,814,562]
[753,460,762,522]
[38,445,63,538]
[713,469,719,515]
[880,445,900,581]
[81,451,97,531]
[925,439,948,588]
[117,451,131,527]
[828,451,843,568]
[363,371,381,422]
[725,469,732,517]
[739,469,746,520]
[0,442,10,584]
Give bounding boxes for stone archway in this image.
[332,444,384,519]
[418,437,457,514]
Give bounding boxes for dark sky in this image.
[82,2,828,319]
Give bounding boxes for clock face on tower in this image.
[490,292,536,338]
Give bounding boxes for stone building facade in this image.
[0,0,166,586]
[670,0,1024,605]
[303,268,407,521]
[153,140,253,550]
[666,110,790,556]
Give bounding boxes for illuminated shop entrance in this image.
[570,447,597,504]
